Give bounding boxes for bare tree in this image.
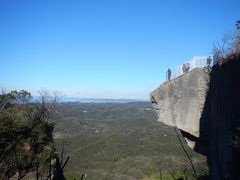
[0,89,67,180]
[174,128,198,179]
[212,20,240,64]
[213,31,235,59]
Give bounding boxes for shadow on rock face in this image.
[197,56,240,179]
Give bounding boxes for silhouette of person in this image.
[207,56,212,68]
[166,68,171,81]
[185,63,190,72]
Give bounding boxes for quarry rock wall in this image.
[150,68,210,148]
[150,58,240,179]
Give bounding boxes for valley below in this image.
[54,102,207,180]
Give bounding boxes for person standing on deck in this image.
[185,63,190,72]
[166,68,171,81]
[207,56,212,68]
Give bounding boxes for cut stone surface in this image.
[150,68,210,144]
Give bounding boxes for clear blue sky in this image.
[0,0,239,99]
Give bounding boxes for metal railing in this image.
[171,56,212,79]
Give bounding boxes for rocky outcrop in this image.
[150,57,240,179]
[150,68,210,150]
[202,58,240,179]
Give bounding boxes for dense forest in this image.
[0,92,207,179]
[54,102,207,179]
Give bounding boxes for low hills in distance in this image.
[60,98,149,103]
[33,97,149,103]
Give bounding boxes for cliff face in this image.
[150,57,240,179]
[202,58,240,179]
[150,68,210,150]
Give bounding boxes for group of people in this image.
[166,56,213,81]
[166,63,190,81]
[182,63,190,73]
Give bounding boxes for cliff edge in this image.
[150,57,240,179]
[150,68,210,150]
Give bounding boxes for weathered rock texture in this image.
[202,58,240,179]
[150,68,210,149]
[150,57,240,180]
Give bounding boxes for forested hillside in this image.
[54,102,207,179]
[0,90,66,180]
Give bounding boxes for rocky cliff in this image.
[150,56,240,179]
[150,68,210,151]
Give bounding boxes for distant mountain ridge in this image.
[32,96,149,103]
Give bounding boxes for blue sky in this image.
[0,0,239,99]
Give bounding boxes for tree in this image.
[0,89,66,180]
[212,20,240,64]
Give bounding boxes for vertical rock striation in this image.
[150,57,240,179]
[150,68,210,150]
[203,58,240,179]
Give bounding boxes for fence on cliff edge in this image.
[170,56,212,80]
